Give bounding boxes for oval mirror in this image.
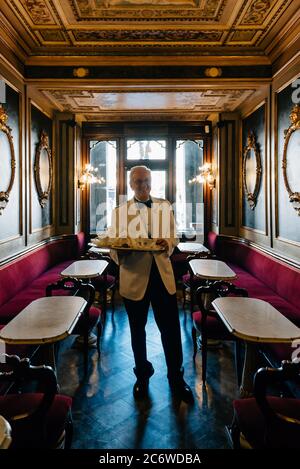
[242,131,262,210]
[34,130,52,208]
[0,105,16,214]
[282,104,300,215]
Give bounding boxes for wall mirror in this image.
[242,131,262,210]
[34,130,52,208]
[282,104,300,216]
[0,105,16,214]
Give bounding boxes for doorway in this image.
[85,123,211,241]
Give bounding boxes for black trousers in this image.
[123,260,183,381]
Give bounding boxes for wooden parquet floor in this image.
[57,295,240,449]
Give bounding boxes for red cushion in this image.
[76,232,86,257]
[233,396,300,448]
[182,273,203,286]
[207,231,218,254]
[192,310,232,340]
[0,260,74,324]
[220,240,300,311]
[171,253,189,263]
[74,305,102,332]
[92,274,116,289]
[0,393,72,448]
[0,238,78,307]
[227,262,300,326]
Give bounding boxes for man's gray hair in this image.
[129,165,151,182]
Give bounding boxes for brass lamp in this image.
[78,164,105,190]
[189,163,215,190]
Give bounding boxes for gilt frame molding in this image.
[242,130,262,210]
[282,104,300,216]
[0,104,16,215]
[34,130,52,208]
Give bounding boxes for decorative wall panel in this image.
[0,84,21,242]
[242,104,266,233]
[30,105,53,232]
[277,82,300,243]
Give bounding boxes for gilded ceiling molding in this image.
[242,131,262,210]
[21,0,55,24]
[0,105,16,215]
[72,30,222,42]
[241,0,288,25]
[282,104,300,216]
[34,130,53,208]
[71,0,225,21]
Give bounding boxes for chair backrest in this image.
[253,361,300,448]
[196,280,248,312]
[0,355,59,447]
[46,277,95,310]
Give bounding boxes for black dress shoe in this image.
[133,378,149,399]
[169,380,194,404]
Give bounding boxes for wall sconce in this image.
[78,164,105,190]
[189,163,215,190]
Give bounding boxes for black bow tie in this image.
[135,198,152,208]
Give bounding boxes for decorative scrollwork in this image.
[34,130,52,208]
[0,104,16,215]
[282,104,300,216]
[242,131,262,210]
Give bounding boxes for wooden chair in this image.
[0,354,73,448]
[181,252,211,311]
[192,280,248,384]
[84,250,118,318]
[46,277,102,374]
[230,360,300,448]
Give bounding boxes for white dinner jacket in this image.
[109,197,179,301]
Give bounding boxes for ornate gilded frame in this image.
[0,104,16,215]
[34,130,52,208]
[282,104,300,216]
[242,131,262,210]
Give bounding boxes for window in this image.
[175,139,204,238]
[89,140,117,234]
[87,126,208,239]
[126,139,166,160]
[126,139,168,200]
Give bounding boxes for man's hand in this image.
[156,239,169,251]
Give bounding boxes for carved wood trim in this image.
[242,130,262,210]
[0,104,16,215]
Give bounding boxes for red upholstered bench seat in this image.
[0,234,86,325]
[0,234,89,395]
[213,235,300,366]
[0,260,73,324]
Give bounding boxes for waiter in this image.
[110,166,193,403]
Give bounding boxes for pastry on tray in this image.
[92,236,164,251]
